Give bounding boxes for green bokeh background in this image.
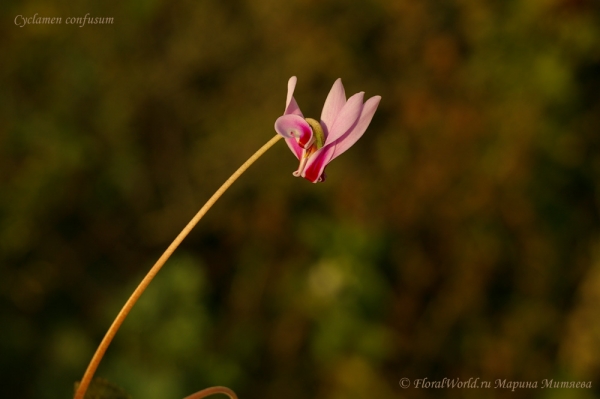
[2,1,600,398]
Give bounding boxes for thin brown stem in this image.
[183,386,238,399]
[74,134,282,399]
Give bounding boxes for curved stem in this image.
[74,134,282,399]
[183,386,238,399]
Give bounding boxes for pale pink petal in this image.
[302,145,336,183]
[324,92,364,146]
[285,76,296,110]
[284,76,303,116]
[274,114,313,148]
[320,79,346,136]
[330,95,381,161]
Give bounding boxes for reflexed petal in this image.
[331,95,381,161]
[285,76,303,116]
[320,79,346,135]
[286,76,297,109]
[302,144,336,183]
[324,92,364,146]
[274,114,313,148]
[286,97,302,117]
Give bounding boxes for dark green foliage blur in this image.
[2,0,600,398]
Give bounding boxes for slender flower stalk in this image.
[74,134,282,399]
[183,386,238,399]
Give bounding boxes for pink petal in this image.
[285,76,303,116]
[274,114,313,148]
[320,78,346,136]
[331,95,381,161]
[324,92,364,146]
[302,145,336,183]
[284,137,303,159]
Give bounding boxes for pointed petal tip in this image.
[364,95,381,113]
[349,91,365,102]
[369,95,382,105]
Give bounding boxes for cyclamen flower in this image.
[274,76,381,183]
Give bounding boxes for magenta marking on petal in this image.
[302,145,336,183]
[330,95,381,161]
[297,129,314,148]
[320,78,346,136]
[325,92,364,146]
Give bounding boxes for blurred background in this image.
[2,0,600,398]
